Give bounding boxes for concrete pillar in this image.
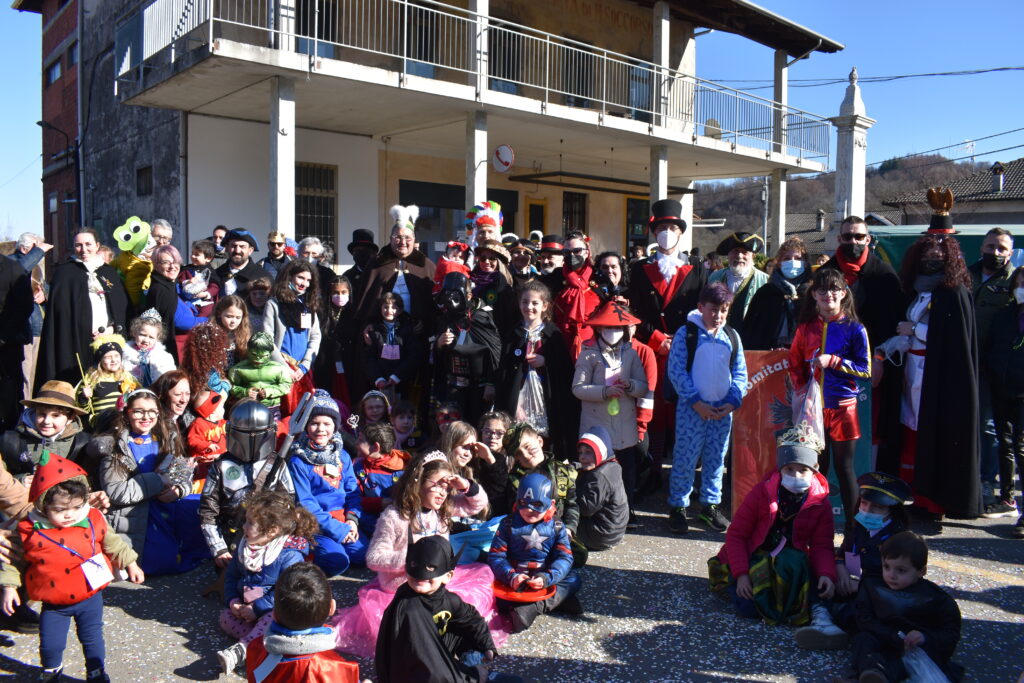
[465,110,488,210]
[469,0,489,98]
[772,49,788,154]
[650,145,668,204]
[829,68,876,246]
[678,178,695,253]
[652,1,670,126]
[769,168,787,251]
[270,76,296,238]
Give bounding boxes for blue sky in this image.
[2,2,1023,236]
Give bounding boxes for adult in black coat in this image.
[355,235,437,330]
[214,229,271,300]
[341,228,378,311]
[144,246,187,364]
[0,256,33,430]
[878,233,980,519]
[36,229,131,392]
[742,236,813,350]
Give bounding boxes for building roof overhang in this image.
[11,0,44,14]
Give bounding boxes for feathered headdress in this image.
[390,204,419,232]
[465,201,503,230]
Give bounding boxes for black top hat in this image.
[857,472,912,508]
[539,235,564,254]
[716,231,765,256]
[224,228,260,251]
[347,229,378,254]
[649,199,688,232]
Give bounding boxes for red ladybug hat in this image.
[29,449,89,505]
[585,300,641,328]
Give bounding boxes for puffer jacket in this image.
[572,340,648,450]
[1,410,90,483]
[90,429,180,554]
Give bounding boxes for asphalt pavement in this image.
[0,499,1020,682]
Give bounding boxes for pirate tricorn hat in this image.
[924,187,956,234]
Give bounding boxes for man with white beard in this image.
[708,231,768,336]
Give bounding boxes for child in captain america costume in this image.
[487,473,582,633]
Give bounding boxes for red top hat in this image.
[29,449,88,504]
[585,300,641,327]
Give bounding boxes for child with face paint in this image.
[709,422,838,626]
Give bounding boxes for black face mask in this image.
[981,252,1007,271]
[919,259,945,275]
[840,242,866,261]
[568,254,587,270]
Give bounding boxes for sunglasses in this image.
[437,412,461,421]
[839,232,870,243]
[517,498,548,512]
[565,247,587,255]
[268,241,284,246]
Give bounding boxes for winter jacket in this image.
[718,470,837,581]
[198,455,295,557]
[263,298,322,372]
[1,412,90,484]
[91,430,180,553]
[969,259,1014,360]
[0,460,33,521]
[572,340,648,450]
[122,341,175,387]
[353,451,409,516]
[365,482,487,592]
[247,621,359,683]
[223,535,309,617]
[355,246,437,329]
[488,513,573,588]
[985,304,1024,398]
[288,448,362,543]
[0,507,136,605]
[363,316,424,390]
[576,459,628,551]
[668,310,747,409]
[789,315,870,409]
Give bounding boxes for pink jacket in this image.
[717,470,837,581]
[364,484,488,592]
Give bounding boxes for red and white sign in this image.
[492,144,515,173]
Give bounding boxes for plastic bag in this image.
[903,647,951,683]
[516,368,548,435]
[792,372,825,444]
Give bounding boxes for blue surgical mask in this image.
[855,510,888,531]
[780,259,806,280]
[780,473,810,494]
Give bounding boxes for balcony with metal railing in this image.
[115,0,831,165]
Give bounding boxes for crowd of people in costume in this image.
[0,188,1011,682]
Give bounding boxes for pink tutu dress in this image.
[332,490,510,658]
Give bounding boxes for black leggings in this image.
[992,395,1024,501]
[820,438,858,528]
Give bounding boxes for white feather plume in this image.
[389,204,419,230]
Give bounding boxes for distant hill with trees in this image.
[693,155,987,228]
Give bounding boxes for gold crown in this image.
[776,420,825,453]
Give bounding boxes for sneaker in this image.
[858,669,888,683]
[216,642,246,675]
[983,498,1018,519]
[1014,515,1024,538]
[668,507,688,534]
[509,602,541,633]
[699,503,730,532]
[795,605,849,650]
[981,480,996,506]
[86,667,110,683]
[552,594,584,616]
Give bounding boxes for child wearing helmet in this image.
[487,472,582,633]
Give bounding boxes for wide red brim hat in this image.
[586,300,641,327]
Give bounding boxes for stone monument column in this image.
[829,68,876,248]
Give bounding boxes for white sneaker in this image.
[216,642,246,675]
[795,604,849,650]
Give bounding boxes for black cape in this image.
[375,583,494,683]
[741,270,810,351]
[143,271,180,363]
[214,259,271,300]
[0,257,33,430]
[877,284,981,518]
[36,259,131,391]
[495,321,579,459]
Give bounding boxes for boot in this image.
[38,667,63,683]
[216,642,247,675]
[795,604,849,650]
[509,602,543,633]
[86,666,111,683]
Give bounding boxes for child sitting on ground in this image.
[391,400,426,451]
[488,473,582,633]
[575,425,628,552]
[0,452,145,683]
[215,491,319,675]
[847,531,962,683]
[796,472,911,651]
[378,536,521,683]
[475,411,513,518]
[353,422,409,538]
[287,390,365,577]
[667,282,747,534]
[76,333,141,423]
[121,310,175,387]
[246,563,360,683]
[708,422,837,626]
[332,451,503,659]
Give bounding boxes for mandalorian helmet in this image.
[226,400,274,463]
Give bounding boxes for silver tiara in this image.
[422,451,448,465]
[139,308,163,323]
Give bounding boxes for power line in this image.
[0,154,42,191]
[709,66,1024,91]
[867,127,1024,167]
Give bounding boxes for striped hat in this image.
[578,425,613,467]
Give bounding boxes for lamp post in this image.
[36,120,82,229]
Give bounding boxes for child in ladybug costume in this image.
[0,450,144,682]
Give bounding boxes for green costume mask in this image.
[113,216,154,256]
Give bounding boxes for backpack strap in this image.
[725,325,740,370]
[684,321,699,373]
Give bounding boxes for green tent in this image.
[870,225,1024,272]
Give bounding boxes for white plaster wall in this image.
[186,114,379,266]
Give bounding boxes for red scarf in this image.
[834,247,869,285]
[555,263,598,357]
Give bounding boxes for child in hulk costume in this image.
[227,332,293,408]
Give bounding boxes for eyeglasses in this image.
[156,260,178,267]
[130,409,159,418]
[565,248,588,255]
[268,241,284,246]
[481,428,506,439]
[839,232,870,243]
[478,255,499,262]
[814,286,844,293]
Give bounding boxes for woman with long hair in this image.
[263,260,323,381]
[879,231,980,521]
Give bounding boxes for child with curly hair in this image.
[181,323,232,399]
[122,310,176,387]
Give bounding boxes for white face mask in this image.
[600,329,624,346]
[780,473,811,494]
[656,229,679,252]
[1015,287,1024,305]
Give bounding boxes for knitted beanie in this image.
[308,389,341,430]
